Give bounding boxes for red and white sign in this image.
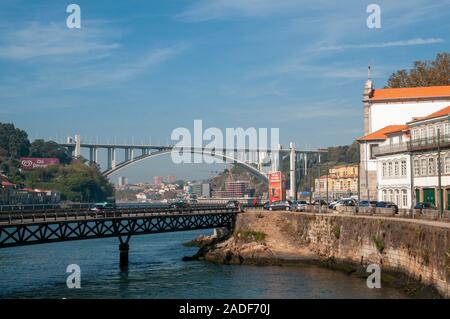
[20,158,60,170]
[268,171,286,203]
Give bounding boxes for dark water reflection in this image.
[0,230,407,299]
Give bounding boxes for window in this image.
[444,123,449,138]
[421,159,427,176]
[445,156,450,174]
[382,190,387,201]
[394,161,399,176]
[382,163,387,177]
[428,158,435,175]
[401,160,407,176]
[402,189,408,207]
[429,126,435,140]
[389,190,394,202]
[395,190,400,206]
[420,127,427,140]
[369,144,379,160]
[412,129,418,140]
[414,160,420,176]
[388,162,393,176]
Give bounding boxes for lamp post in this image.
[437,127,443,218]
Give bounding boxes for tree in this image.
[0,123,30,159]
[30,139,72,164]
[25,160,114,202]
[387,52,450,88]
[0,123,30,175]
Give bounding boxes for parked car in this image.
[375,201,399,214]
[359,200,377,207]
[312,199,327,206]
[170,200,190,210]
[90,202,116,212]
[226,200,241,210]
[291,200,308,212]
[262,201,271,210]
[414,202,436,209]
[328,200,340,209]
[268,200,293,211]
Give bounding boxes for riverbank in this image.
[189,211,450,298]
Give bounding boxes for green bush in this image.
[236,230,266,243]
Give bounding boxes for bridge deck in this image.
[0,206,237,249]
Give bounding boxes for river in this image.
[0,229,408,298]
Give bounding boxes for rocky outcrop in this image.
[192,211,450,298]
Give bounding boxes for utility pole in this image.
[325,165,329,204]
[437,127,443,218]
[318,165,322,213]
[308,167,312,205]
[408,138,415,216]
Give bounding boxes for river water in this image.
[0,229,408,298]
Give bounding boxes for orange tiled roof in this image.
[357,125,408,142]
[371,86,450,101]
[409,105,450,123]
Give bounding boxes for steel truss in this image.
[0,212,236,249]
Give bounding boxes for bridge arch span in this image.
[103,149,269,183]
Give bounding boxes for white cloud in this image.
[69,44,189,89]
[0,21,122,60]
[175,0,318,22]
[319,38,445,51]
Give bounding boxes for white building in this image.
[359,68,450,199]
[362,104,450,210]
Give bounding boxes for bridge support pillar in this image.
[119,243,129,269]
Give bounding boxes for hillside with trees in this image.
[0,122,114,202]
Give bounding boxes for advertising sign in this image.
[20,158,60,170]
[268,171,286,203]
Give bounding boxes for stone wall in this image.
[235,211,450,297]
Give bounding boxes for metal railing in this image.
[0,204,239,225]
[372,142,409,156]
[373,134,450,156]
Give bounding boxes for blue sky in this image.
[0,0,449,183]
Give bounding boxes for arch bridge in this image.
[59,134,327,197]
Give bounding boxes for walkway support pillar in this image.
[119,243,129,269]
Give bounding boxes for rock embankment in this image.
[189,211,450,298]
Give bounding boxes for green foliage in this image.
[333,225,341,239]
[387,52,450,88]
[0,123,31,175]
[372,236,385,254]
[23,160,114,202]
[0,122,114,203]
[323,141,359,165]
[29,139,72,164]
[236,230,267,243]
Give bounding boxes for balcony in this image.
[409,134,450,152]
[372,142,409,156]
[372,134,450,157]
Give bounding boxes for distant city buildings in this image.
[212,181,254,198]
[118,176,128,186]
[314,165,358,199]
[154,176,163,185]
[167,175,176,184]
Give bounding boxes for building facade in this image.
[363,104,450,210]
[314,165,358,199]
[360,69,450,200]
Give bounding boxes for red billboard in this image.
[268,171,286,203]
[20,158,60,170]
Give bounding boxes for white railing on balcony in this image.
[372,142,409,156]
